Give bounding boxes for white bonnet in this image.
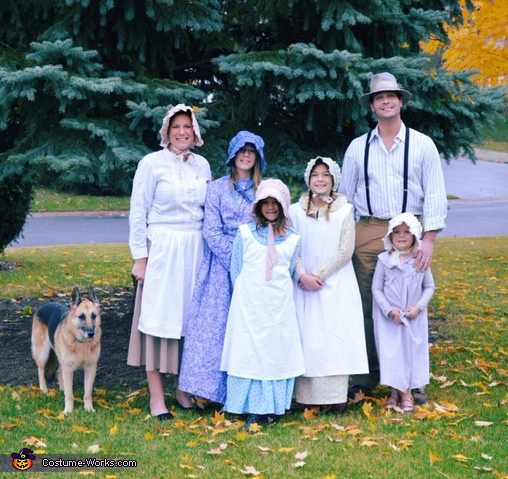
[304,157,341,191]
[383,212,422,251]
[253,179,291,219]
[159,104,204,148]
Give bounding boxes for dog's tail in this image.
[44,349,59,383]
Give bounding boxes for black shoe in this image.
[243,414,279,429]
[347,385,372,400]
[411,388,428,405]
[326,402,348,414]
[154,412,174,420]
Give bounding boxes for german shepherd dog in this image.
[31,286,101,414]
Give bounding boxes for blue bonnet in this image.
[226,131,266,172]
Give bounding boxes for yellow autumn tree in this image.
[423,0,507,87]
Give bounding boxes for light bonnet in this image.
[359,72,411,110]
[253,179,291,219]
[304,156,341,191]
[159,104,204,148]
[226,130,266,172]
[383,212,422,251]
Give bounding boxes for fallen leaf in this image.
[302,408,315,419]
[474,421,493,427]
[293,461,306,468]
[452,454,470,462]
[362,401,374,420]
[295,451,309,460]
[238,465,261,476]
[87,444,101,454]
[429,450,442,464]
[109,424,118,435]
[360,439,377,447]
[278,447,295,453]
[236,430,249,441]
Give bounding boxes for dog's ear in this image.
[88,286,100,306]
[71,287,81,307]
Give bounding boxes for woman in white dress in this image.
[289,157,369,413]
[221,179,305,428]
[127,104,211,420]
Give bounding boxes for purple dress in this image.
[372,252,435,392]
[179,175,255,403]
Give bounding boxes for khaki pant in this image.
[350,218,389,389]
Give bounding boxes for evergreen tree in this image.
[214,0,507,181]
[0,0,507,248]
[0,0,224,196]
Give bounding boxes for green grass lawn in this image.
[1,236,507,477]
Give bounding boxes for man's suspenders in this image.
[363,127,410,216]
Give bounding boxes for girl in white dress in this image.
[128,104,211,420]
[221,179,305,428]
[289,157,369,412]
[372,212,435,412]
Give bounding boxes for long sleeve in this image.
[311,208,355,281]
[371,260,393,318]
[229,231,244,286]
[129,157,156,259]
[289,239,300,278]
[415,268,435,311]
[202,181,232,270]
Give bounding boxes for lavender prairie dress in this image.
[372,252,435,392]
[178,175,255,404]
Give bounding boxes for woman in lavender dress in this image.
[178,131,266,406]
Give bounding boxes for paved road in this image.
[8,158,508,247]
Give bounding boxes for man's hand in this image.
[413,230,437,272]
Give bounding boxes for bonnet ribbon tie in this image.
[265,223,279,281]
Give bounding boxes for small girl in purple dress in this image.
[372,212,435,412]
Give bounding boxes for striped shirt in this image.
[339,123,447,232]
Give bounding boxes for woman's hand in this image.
[132,258,148,284]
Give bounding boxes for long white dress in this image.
[289,197,369,404]
[372,252,435,392]
[127,148,211,372]
[220,223,305,415]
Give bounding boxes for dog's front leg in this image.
[61,365,75,414]
[83,363,97,412]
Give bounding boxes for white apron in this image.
[220,224,305,380]
[290,203,369,376]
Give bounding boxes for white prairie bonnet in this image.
[159,104,204,148]
[383,212,422,267]
[304,156,341,191]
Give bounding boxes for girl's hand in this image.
[299,273,324,291]
[132,258,148,284]
[403,306,420,319]
[388,309,403,324]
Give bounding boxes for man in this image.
[339,72,447,403]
